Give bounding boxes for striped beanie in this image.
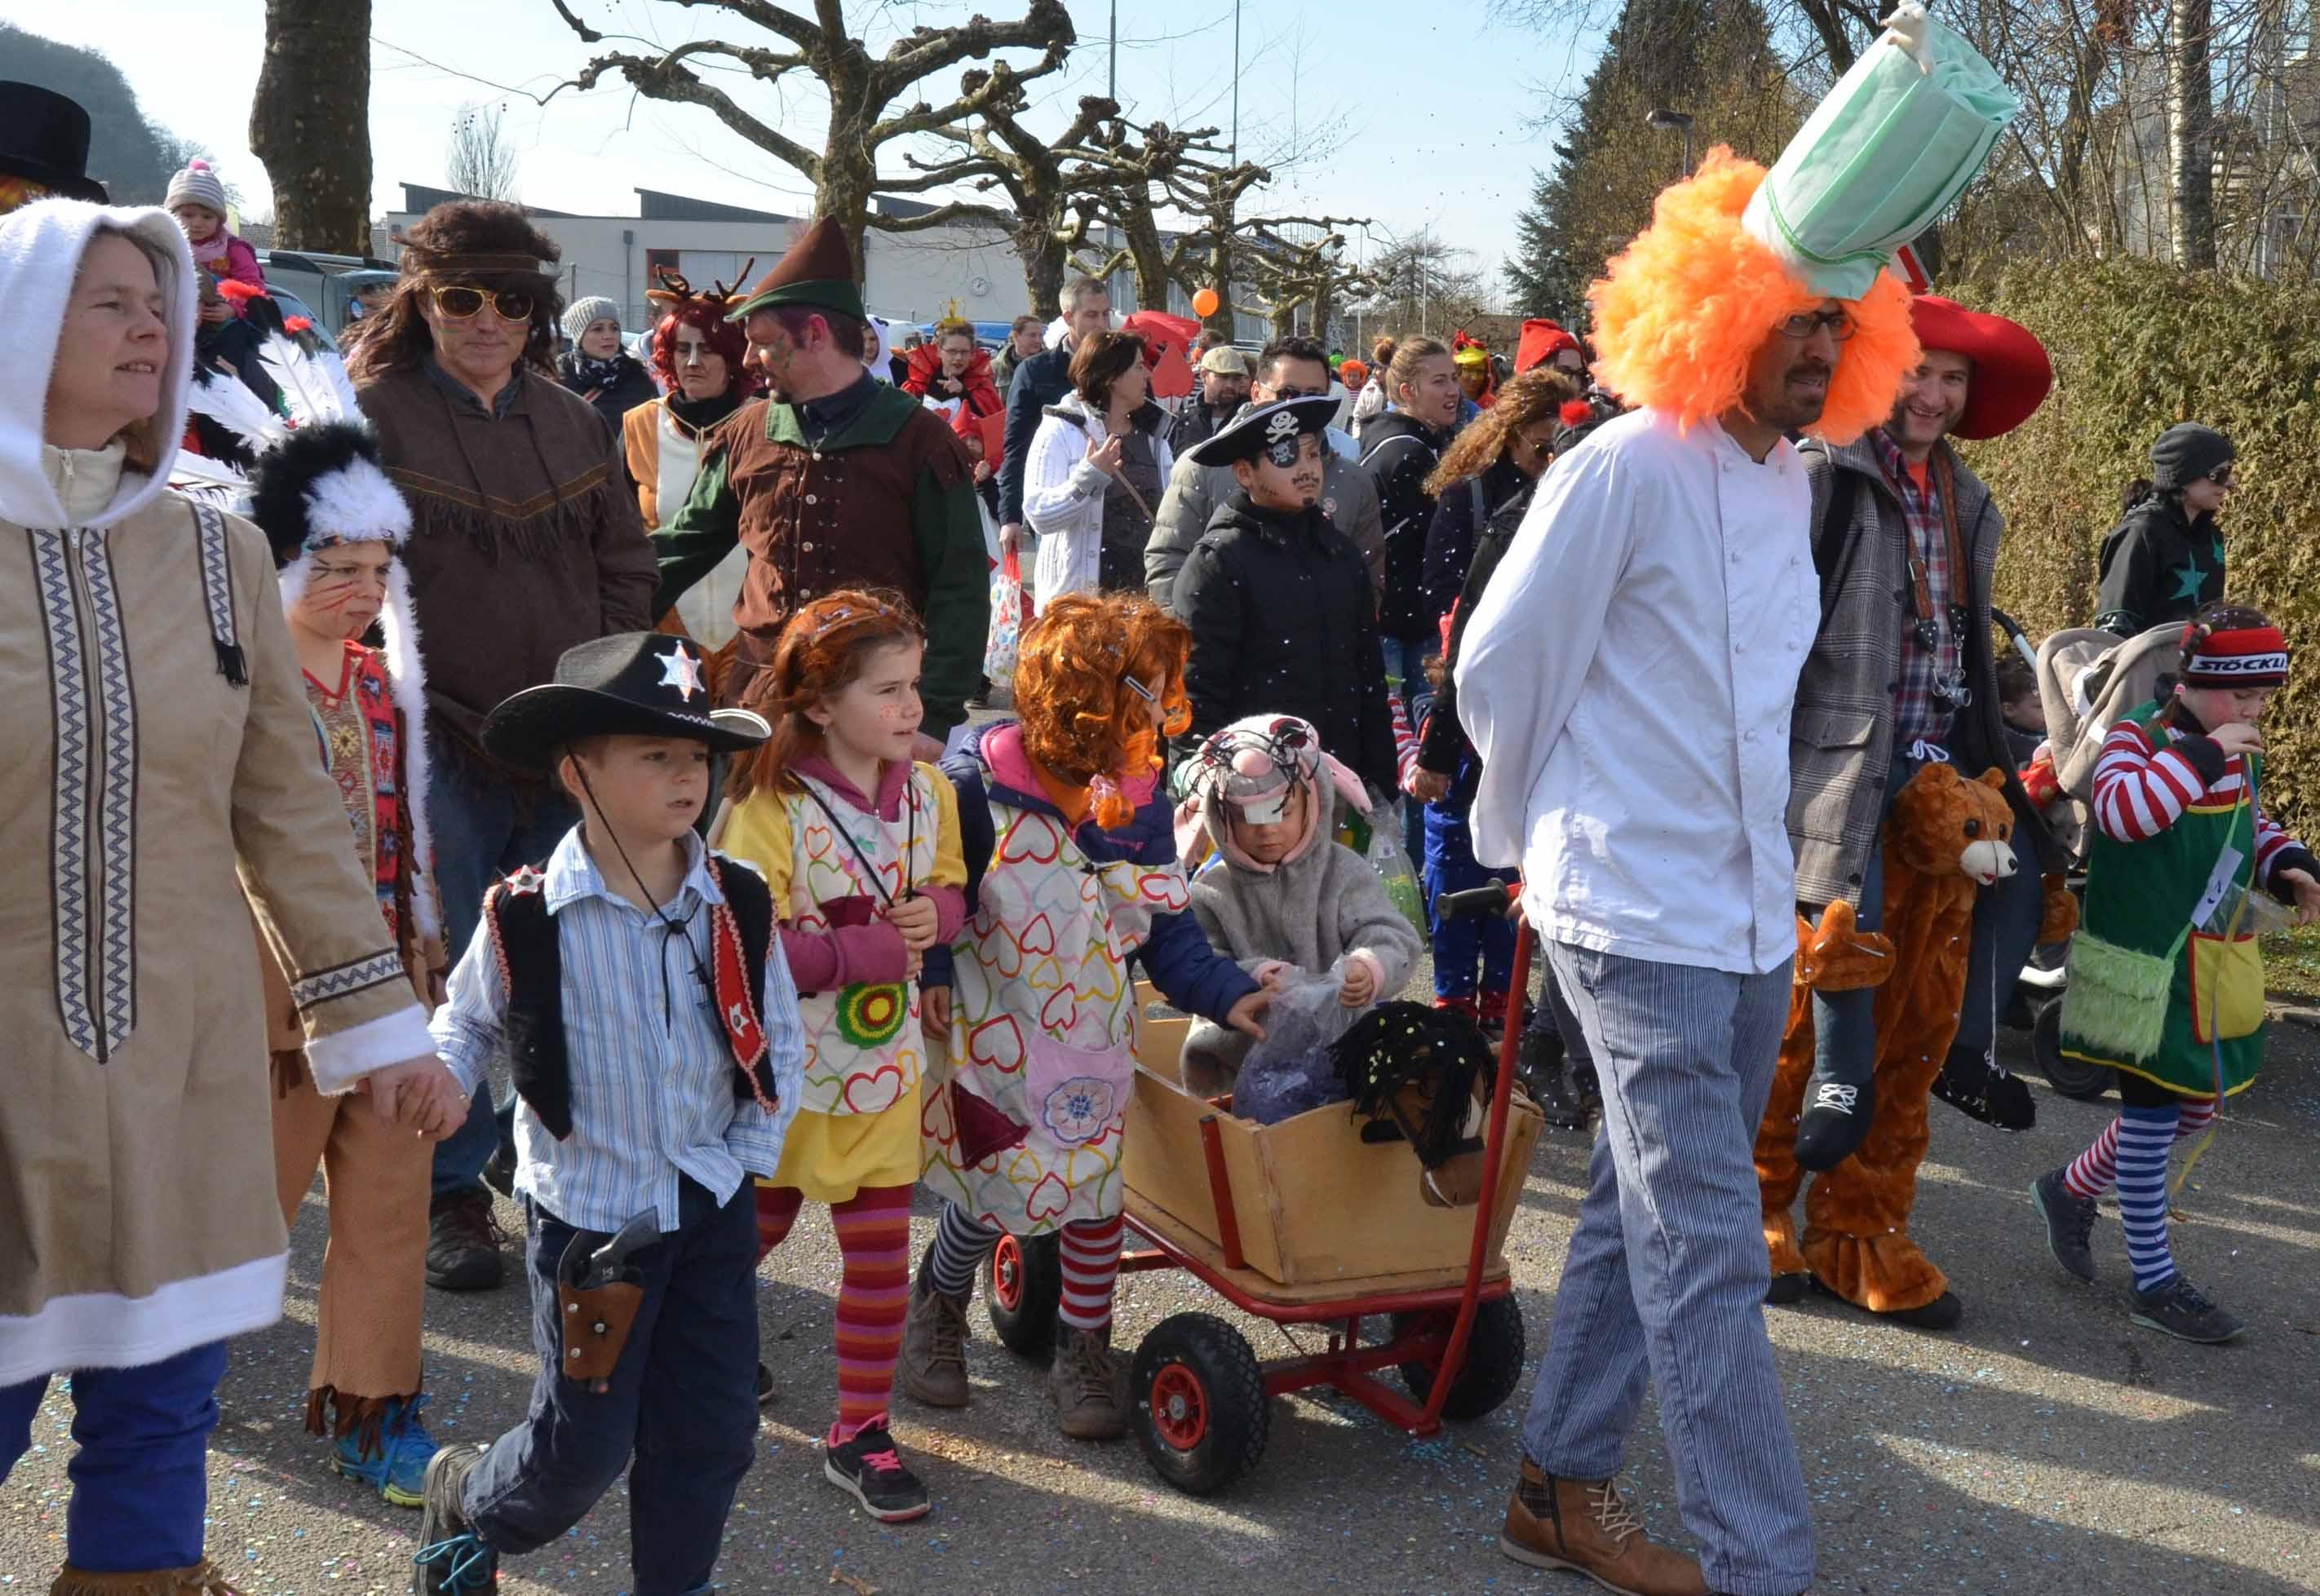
[165,159,228,214]
[562,295,620,342]
[2181,609,2288,689]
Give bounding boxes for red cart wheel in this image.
[1132,1311,1268,1496]
[1390,1296,1526,1421]
[983,1231,1061,1360]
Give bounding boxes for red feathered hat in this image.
[1908,295,2051,442]
[1515,318,1582,373]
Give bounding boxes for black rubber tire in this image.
[2034,1001,2115,1101]
[982,1231,1061,1360]
[1390,1295,1528,1421]
[1131,1311,1270,1496]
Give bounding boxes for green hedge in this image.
[1960,257,2320,836]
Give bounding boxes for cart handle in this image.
[1437,879,1516,922]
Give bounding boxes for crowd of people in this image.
[0,42,2303,1596]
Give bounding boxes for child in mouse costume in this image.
[901,593,1271,1441]
[2030,604,2320,1345]
[246,420,449,1508]
[719,589,969,1523]
[1176,713,1423,1092]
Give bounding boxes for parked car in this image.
[255,250,400,337]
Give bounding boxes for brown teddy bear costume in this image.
[1756,763,2077,1324]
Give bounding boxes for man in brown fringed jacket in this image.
[348,201,658,1294]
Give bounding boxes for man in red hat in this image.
[655,217,988,742]
[1772,292,2060,1321]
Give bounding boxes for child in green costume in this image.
[2032,602,2320,1342]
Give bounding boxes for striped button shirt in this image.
[432,828,807,1235]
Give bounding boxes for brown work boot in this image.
[47,1563,246,1595]
[426,1188,505,1292]
[1046,1322,1129,1439]
[1499,1458,1707,1595]
[899,1254,971,1408]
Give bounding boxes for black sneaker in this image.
[1764,1272,1808,1306]
[426,1190,505,1292]
[1520,1029,1593,1132]
[2129,1275,2245,1343]
[1933,1045,2036,1130]
[2030,1169,2099,1284]
[412,1443,498,1594]
[756,1360,776,1407]
[1793,1077,1874,1172]
[823,1420,932,1523]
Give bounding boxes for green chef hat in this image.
[1741,2,2020,300]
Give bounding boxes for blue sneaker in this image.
[334,1392,440,1508]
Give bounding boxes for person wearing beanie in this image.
[559,294,658,424]
[1459,7,2017,1589]
[2030,599,2319,1346]
[165,158,264,313]
[2095,422,2237,636]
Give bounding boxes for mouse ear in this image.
[1320,752,1369,814]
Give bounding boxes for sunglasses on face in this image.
[1269,384,1329,400]
[2207,466,2237,488]
[1774,307,1857,343]
[429,285,534,322]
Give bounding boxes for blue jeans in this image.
[1424,802,1515,1000]
[0,1339,228,1572]
[1380,634,1439,869]
[465,1180,759,1594]
[429,756,579,1198]
[1522,944,1813,1596]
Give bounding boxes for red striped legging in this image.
[755,1181,914,1440]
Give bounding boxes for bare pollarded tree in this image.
[446,100,520,201]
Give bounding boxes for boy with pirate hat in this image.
[412,633,808,1596]
[1174,395,1399,798]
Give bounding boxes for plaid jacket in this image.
[1787,433,2051,909]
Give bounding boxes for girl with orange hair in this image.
[899,592,1270,1441]
[719,590,969,1523]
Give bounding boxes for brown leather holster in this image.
[556,1232,646,1386]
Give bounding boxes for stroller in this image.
[1998,610,2186,1099]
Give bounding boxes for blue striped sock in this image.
[925,1201,1002,1300]
[2115,1103,2181,1293]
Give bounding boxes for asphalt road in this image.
[6,1016,2316,1596]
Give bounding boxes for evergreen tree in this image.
[1503,0,1801,322]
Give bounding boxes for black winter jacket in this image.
[1358,412,1454,643]
[999,345,1074,525]
[1419,481,1535,777]
[1174,491,1398,794]
[2096,494,2225,636]
[557,353,659,429]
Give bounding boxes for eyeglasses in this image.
[1774,308,1857,343]
[2207,466,2237,488]
[428,285,534,322]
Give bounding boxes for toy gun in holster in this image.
[556,1211,657,1391]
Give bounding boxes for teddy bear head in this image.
[1887,762,2017,886]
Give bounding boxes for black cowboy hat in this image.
[0,83,108,204]
[481,633,770,771]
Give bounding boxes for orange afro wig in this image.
[1587,147,1918,445]
[1016,592,1193,828]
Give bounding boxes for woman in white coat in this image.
[1021,329,1172,610]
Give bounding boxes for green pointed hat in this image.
[727,215,866,323]
[1742,2,2020,300]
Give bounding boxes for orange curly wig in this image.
[1016,593,1193,827]
[1587,147,1919,444]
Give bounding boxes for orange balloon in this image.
[1192,287,1220,318]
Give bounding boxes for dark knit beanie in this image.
[2150,423,2235,491]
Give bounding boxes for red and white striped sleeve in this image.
[1388,691,1422,795]
[2091,720,2212,842]
[2254,804,2301,881]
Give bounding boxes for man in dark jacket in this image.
[1781,297,2059,1304]
[2094,422,2235,634]
[1173,397,1397,796]
[997,275,1112,562]
[1171,344,1251,453]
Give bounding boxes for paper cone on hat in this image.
[1742,2,2019,299]
[728,216,866,323]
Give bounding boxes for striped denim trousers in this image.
[1521,941,1816,1596]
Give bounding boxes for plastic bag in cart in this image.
[1233,960,1362,1125]
[1366,804,1427,938]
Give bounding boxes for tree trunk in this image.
[249,0,374,254]
[2167,0,2216,267]
[1016,216,1067,323]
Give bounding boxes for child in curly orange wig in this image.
[718,589,968,1522]
[901,590,1268,1442]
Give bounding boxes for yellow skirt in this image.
[762,1082,923,1204]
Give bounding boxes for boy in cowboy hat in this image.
[411,633,807,1596]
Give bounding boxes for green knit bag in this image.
[2059,930,2179,1064]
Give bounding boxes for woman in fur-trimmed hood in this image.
[0,197,440,1594]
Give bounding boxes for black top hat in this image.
[482,633,771,771]
[0,83,108,204]
[1187,395,1340,468]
